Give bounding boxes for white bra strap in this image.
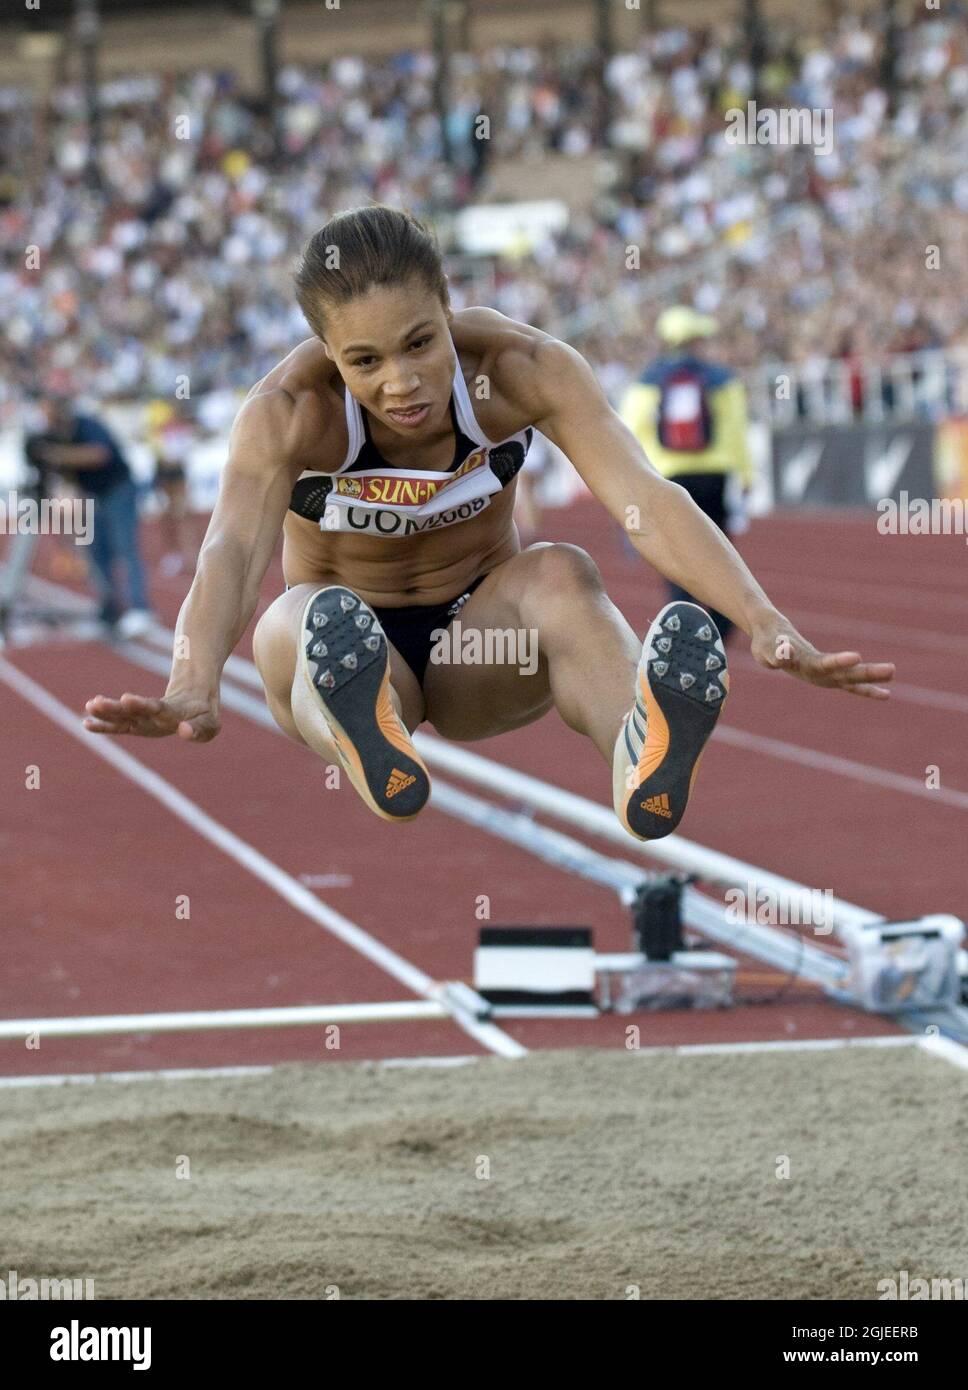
[451,351,495,448]
[339,386,364,471]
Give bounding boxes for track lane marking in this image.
[13,1032,968,1091]
[724,650,968,715]
[920,1033,968,1072]
[711,724,968,810]
[733,565,968,615]
[0,1066,274,1089]
[0,656,525,1060]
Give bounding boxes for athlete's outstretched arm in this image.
[84,389,308,739]
[520,336,895,699]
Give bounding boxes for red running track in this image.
[1,504,963,1075]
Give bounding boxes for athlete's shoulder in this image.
[242,337,340,407]
[452,307,602,427]
[451,306,570,402]
[231,339,345,472]
[450,306,545,369]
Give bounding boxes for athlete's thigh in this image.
[421,552,554,741]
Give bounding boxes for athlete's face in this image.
[322,279,454,437]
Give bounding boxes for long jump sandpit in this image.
[3,1043,966,1300]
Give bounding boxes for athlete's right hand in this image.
[83,691,221,742]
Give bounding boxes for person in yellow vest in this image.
[620,306,753,641]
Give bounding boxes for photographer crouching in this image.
[29,395,153,638]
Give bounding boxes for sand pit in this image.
[2,1044,966,1300]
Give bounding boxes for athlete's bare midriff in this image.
[252,311,544,607]
[281,496,521,607]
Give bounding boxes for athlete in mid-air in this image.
[84,206,894,839]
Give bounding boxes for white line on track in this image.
[645,1034,968,1071]
[0,1065,274,1089]
[883,681,968,715]
[747,567,968,615]
[0,1058,479,1087]
[726,650,968,716]
[778,606,968,656]
[605,585,966,655]
[7,1030,968,1088]
[0,1039,914,1090]
[920,1033,968,1072]
[741,547,968,596]
[0,1000,451,1040]
[666,1035,919,1055]
[605,572,968,648]
[379,1055,479,1069]
[712,724,968,810]
[0,657,525,1061]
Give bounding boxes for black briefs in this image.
[372,574,487,687]
[286,574,488,688]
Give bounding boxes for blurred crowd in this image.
[0,5,967,423]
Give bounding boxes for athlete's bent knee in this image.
[517,542,600,608]
[525,542,604,598]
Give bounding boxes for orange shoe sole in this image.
[295,586,431,822]
[620,602,728,840]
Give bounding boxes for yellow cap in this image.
[656,306,719,347]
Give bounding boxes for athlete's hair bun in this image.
[294,205,448,339]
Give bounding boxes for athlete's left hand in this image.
[750,614,895,699]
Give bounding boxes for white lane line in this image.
[726,650,968,716]
[745,567,968,616]
[711,724,968,810]
[8,1033,960,1090]
[883,681,968,715]
[0,1065,274,1089]
[604,572,968,646]
[0,657,525,1060]
[919,1033,968,1072]
[739,551,968,599]
[383,1036,954,1061]
[0,1058,484,1087]
[664,1035,919,1056]
[779,606,968,656]
[0,1000,451,1040]
[379,1055,479,1070]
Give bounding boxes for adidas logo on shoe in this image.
[640,792,672,818]
[385,768,417,799]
